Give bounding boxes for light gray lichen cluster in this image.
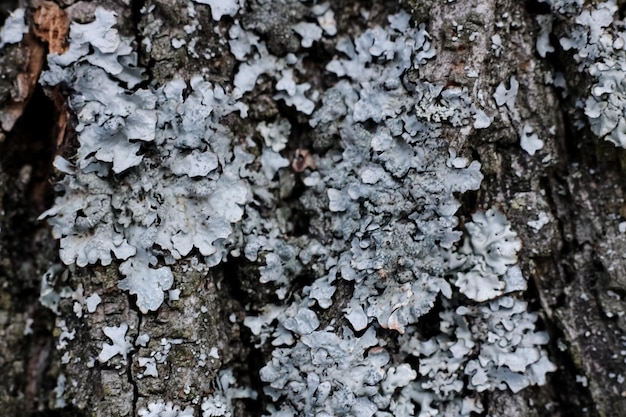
[287,14,486,337]
[446,210,524,302]
[0,7,27,48]
[243,10,554,417]
[542,0,626,147]
[38,3,555,416]
[397,296,554,416]
[39,8,252,314]
[137,369,255,417]
[393,211,555,415]
[261,326,410,417]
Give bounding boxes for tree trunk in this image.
[2,0,626,416]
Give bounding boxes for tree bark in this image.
[1,0,626,416]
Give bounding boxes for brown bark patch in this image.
[32,1,69,55]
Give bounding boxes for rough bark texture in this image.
[2,0,626,416]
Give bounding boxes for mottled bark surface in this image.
[1,0,626,416]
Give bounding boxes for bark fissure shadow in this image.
[0,82,63,415]
[217,258,268,417]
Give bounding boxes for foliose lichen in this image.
[0,7,28,48]
[39,7,251,314]
[545,0,626,147]
[38,3,555,415]
[237,8,553,416]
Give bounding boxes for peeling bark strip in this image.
[2,0,626,416]
[32,1,69,54]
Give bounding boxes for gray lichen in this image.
[261,326,405,417]
[239,8,552,417]
[38,3,555,415]
[546,0,626,147]
[0,7,27,49]
[40,8,251,314]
